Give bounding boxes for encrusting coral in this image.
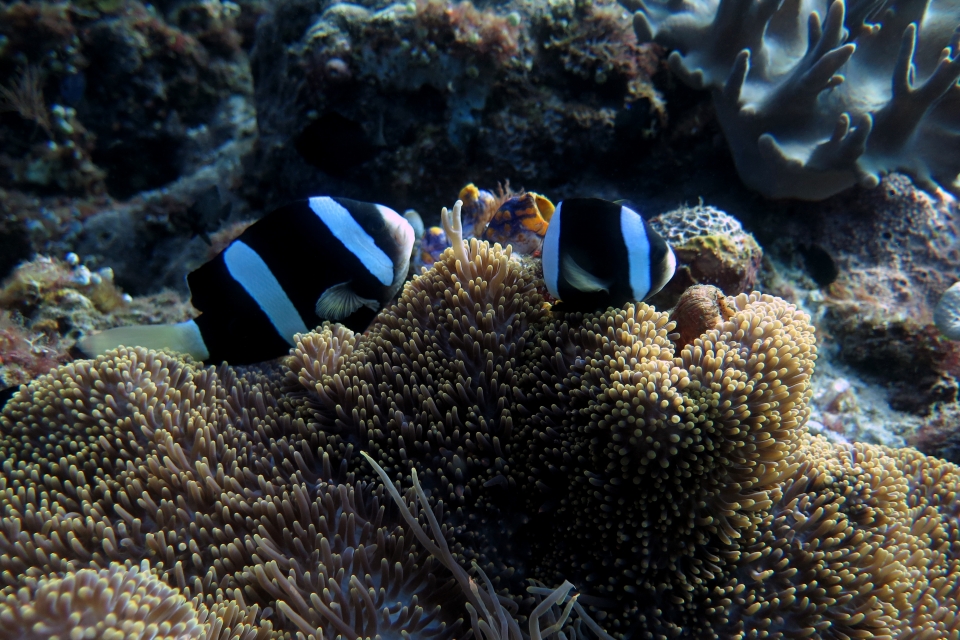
[626,0,960,199]
[1,203,959,638]
[648,204,762,308]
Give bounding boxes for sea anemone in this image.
[0,561,207,640]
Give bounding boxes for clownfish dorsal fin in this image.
[77,320,211,361]
[562,254,611,294]
[315,281,381,321]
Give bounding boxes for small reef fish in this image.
[414,184,557,271]
[459,183,555,242]
[542,198,676,312]
[481,190,555,255]
[402,209,425,240]
[80,197,416,364]
[414,225,449,271]
[458,183,500,237]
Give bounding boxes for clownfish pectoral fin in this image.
[562,255,611,294]
[315,282,381,322]
[77,320,210,361]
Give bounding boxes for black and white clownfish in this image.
[541,198,676,312]
[80,196,415,364]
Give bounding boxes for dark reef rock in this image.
[248,0,667,214]
[750,174,960,416]
[0,0,258,295]
[78,1,252,198]
[0,0,254,199]
[911,402,960,464]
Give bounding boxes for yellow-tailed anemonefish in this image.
[79,196,416,364]
[541,198,677,311]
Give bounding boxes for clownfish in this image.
[541,198,676,312]
[80,196,415,364]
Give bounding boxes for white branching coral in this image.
[626,0,960,199]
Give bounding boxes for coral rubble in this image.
[0,255,192,388]
[2,221,958,638]
[628,0,960,199]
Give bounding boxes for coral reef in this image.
[0,64,105,194]
[0,255,192,387]
[0,0,253,199]
[0,214,30,283]
[752,174,960,417]
[0,0,259,309]
[249,0,664,211]
[628,0,960,199]
[648,202,762,308]
[3,217,959,637]
[805,362,914,447]
[0,94,257,297]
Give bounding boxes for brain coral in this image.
[648,203,763,307]
[626,0,960,199]
[1,204,959,638]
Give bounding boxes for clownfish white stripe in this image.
[376,203,416,287]
[223,240,308,345]
[542,201,562,299]
[620,205,651,301]
[309,196,395,286]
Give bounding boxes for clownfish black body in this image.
[542,198,676,312]
[80,197,415,365]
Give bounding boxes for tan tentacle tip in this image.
[441,199,464,240]
[441,199,469,265]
